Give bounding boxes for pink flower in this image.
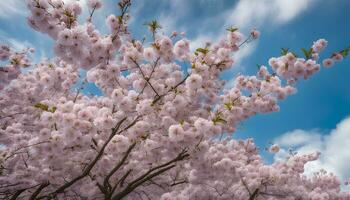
[160,37,173,51]
[250,28,260,39]
[2,1,350,198]
[168,124,185,141]
[332,53,343,61]
[170,31,177,38]
[143,47,156,61]
[31,7,46,21]
[57,29,73,46]
[174,39,190,60]
[186,74,203,90]
[87,0,102,9]
[269,144,280,153]
[106,14,119,29]
[322,58,334,68]
[312,39,328,53]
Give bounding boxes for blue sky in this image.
[1,0,350,184]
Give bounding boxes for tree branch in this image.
[152,74,190,105]
[29,182,49,200]
[41,117,128,198]
[170,180,188,187]
[137,57,160,99]
[110,149,189,200]
[110,169,133,197]
[111,165,176,200]
[248,188,259,200]
[130,58,160,97]
[103,142,137,193]
[10,189,25,200]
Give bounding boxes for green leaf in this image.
[195,48,209,55]
[118,15,123,23]
[301,48,313,59]
[226,26,238,32]
[145,20,162,32]
[224,102,233,110]
[49,106,57,113]
[256,64,261,71]
[213,118,227,125]
[212,112,227,125]
[140,133,149,140]
[151,43,160,50]
[10,58,20,65]
[281,48,298,57]
[339,48,350,57]
[340,50,348,57]
[301,48,309,59]
[281,48,289,56]
[34,103,49,111]
[34,103,56,113]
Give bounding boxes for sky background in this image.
[1,0,350,187]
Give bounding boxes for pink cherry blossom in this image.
[87,0,102,9]
[269,144,280,153]
[250,28,260,39]
[0,1,349,199]
[323,58,334,68]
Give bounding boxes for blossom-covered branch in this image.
[0,0,349,199]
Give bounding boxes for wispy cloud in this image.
[158,0,188,36]
[273,117,350,190]
[0,0,27,19]
[6,38,34,51]
[0,30,50,63]
[158,14,180,36]
[0,30,33,50]
[195,0,318,38]
[189,34,215,52]
[225,0,317,30]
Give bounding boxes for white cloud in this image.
[274,129,322,147]
[128,0,145,26]
[0,30,49,64]
[0,30,34,51]
[226,0,317,30]
[233,42,257,66]
[273,117,350,189]
[8,38,34,51]
[159,0,188,36]
[0,0,27,18]
[189,34,215,52]
[158,14,179,36]
[274,0,315,24]
[225,0,270,30]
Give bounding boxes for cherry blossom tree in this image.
[1,0,350,199]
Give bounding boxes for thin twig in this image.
[131,58,160,97]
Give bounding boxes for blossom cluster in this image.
[0,45,32,90]
[0,0,349,199]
